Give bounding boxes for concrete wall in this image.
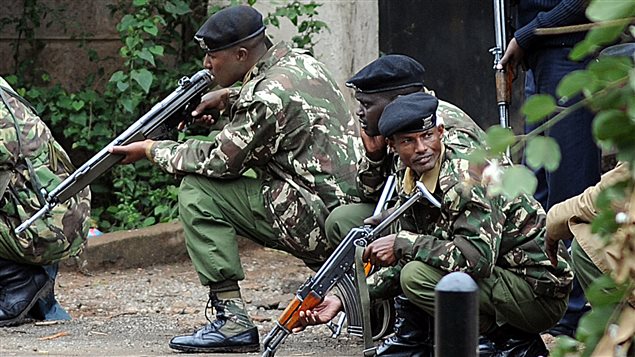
[211,0,379,105]
[1,0,379,106]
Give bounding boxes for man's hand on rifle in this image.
[361,130,387,162]
[109,140,154,164]
[363,234,397,267]
[496,37,525,71]
[182,88,231,130]
[292,294,343,333]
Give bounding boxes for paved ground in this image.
[0,223,557,356]
[0,241,362,357]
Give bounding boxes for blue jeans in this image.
[524,47,601,331]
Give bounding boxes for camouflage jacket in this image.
[150,42,362,254]
[357,96,487,201]
[384,143,573,298]
[0,76,91,265]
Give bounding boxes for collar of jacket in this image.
[242,41,296,83]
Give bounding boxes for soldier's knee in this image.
[400,261,440,299]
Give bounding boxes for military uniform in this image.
[149,42,361,285]
[0,76,91,327]
[365,93,572,356]
[0,76,91,265]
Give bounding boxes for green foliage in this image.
[264,1,328,52]
[481,0,635,355]
[2,0,327,231]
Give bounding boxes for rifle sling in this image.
[355,245,376,356]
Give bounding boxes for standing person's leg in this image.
[523,69,548,209]
[170,174,277,353]
[529,47,601,337]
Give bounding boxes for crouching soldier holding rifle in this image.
[263,180,440,357]
[295,93,573,357]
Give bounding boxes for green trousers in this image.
[400,261,568,334]
[570,239,603,295]
[178,174,280,290]
[324,203,375,247]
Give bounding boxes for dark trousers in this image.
[524,47,602,330]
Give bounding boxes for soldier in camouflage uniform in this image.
[300,93,573,357]
[109,5,362,353]
[0,76,91,327]
[324,54,486,249]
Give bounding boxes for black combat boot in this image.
[0,258,52,327]
[169,290,259,353]
[376,295,434,357]
[479,324,548,357]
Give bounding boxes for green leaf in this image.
[133,0,148,7]
[143,24,158,37]
[521,94,557,124]
[71,100,85,111]
[570,39,598,61]
[131,69,153,93]
[148,45,164,56]
[109,70,126,83]
[585,275,628,307]
[593,109,630,141]
[121,98,135,113]
[116,81,129,92]
[485,126,516,154]
[164,0,191,16]
[588,56,632,82]
[467,148,489,165]
[525,136,561,172]
[586,0,635,21]
[138,48,155,66]
[501,166,537,199]
[556,70,596,100]
[586,20,629,48]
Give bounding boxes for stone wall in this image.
[1,0,379,106]
[0,0,122,91]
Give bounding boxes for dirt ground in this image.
[0,246,362,357]
[0,242,557,357]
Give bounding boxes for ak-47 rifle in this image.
[490,0,514,131]
[262,181,442,357]
[15,69,215,234]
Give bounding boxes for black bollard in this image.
[435,272,478,357]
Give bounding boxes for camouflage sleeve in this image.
[393,185,502,278]
[150,100,278,177]
[357,153,394,201]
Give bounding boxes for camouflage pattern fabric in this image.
[381,143,573,299]
[150,42,362,257]
[357,95,486,200]
[0,76,91,265]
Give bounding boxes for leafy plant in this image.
[477,0,635,355]
[1,0,328,231]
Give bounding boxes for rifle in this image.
[262,181,442,357]
[490,0,513,131]
[15,69,215,234]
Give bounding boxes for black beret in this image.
[379,92,439,137]
[346,54,425,93]
[195,6,265,53]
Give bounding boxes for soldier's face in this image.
[388,126,444,176]
[354,92,393,137]
[203,47,246,87]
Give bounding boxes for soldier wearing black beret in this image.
[305,91,573,356]
[110,5,363,354]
